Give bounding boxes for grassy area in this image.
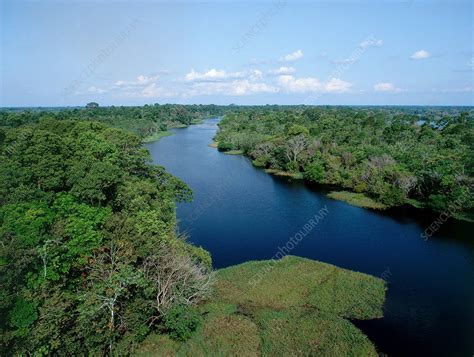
[142,122,191,143]
[142,130,173,143]
[136,256,386,356]
[327,191,387,210]
[223,150,244,155]
[265,168,304,180]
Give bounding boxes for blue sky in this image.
[1,0,472,106]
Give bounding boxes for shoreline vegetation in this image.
[143,120,204,143]
[136,256,386,356]
[222,149,243,155]
[141,130,173,143]
[327,191,387,210]
[214,107,474,222]
[0,104,390,355]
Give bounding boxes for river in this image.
[147,118,474,356]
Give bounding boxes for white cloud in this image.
[269,66,296,75]
[410,50,431,60]
[373,82,402,93]
[278,75,352,93]
[87,86,106,94]
[184,68,246,82]
[359,38,384,49]
[141,83,163,98]
[185,79,279,97]
[115,74,159,87]
[278,75,320,92]
[282,49,304,62]
[324,78,353,93]
[185,68,264,83]
[231,80,278,95]
[93,73,176,98]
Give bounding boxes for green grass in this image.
[135,256,386,356]
[255,309,377,357]
[327,191,387,210]
[222,150,243,155]
[136,334,180,356]
[168,121,188,129]
[264,169,304,180]
[142,122,192,143]
[213,256,385,319]
[142,130,173,143]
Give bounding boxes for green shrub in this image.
[252,156,268,168]
[286,161,300,173]
[10,297,38,330]
[163,305,202,341]
[304,161,324,182]
[217,142,233,152]
[379,185,405,206]
[354,182,367,193]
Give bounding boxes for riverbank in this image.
[142,130,174,143]
[327,191,387,210]
[209,143,399,212]
[136,256,386,356]
[215,148,472,222]
[143,121,203,143]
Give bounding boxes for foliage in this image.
[0,118,212,355]
[162,305,203,341]
[216,106,474,219]
[0,104,225,142]
[304,159,325,182]
[9,298,38,330]
[217,141,233,152]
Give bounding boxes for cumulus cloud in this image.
[115,74,160,87]
[373,82,402,93]
[184,68,246,82]
[184,68,266,83]
[140,83,166,98]
[269,66,296,75]
[282,49,304,62]
[359,38,384,49]
[91,73,175,98]
[87,86,106,94]
[185,79,279,97]
[278,75,352,93]
[324,78,353,93]
[410,50,431,60]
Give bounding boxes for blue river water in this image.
[147,118,474,356]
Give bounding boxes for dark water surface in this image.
[147,118,474,356]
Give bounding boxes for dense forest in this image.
[215,106,474,220]
[1,104,472,354]
[0,116,213,354]
[0,104,224,142]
